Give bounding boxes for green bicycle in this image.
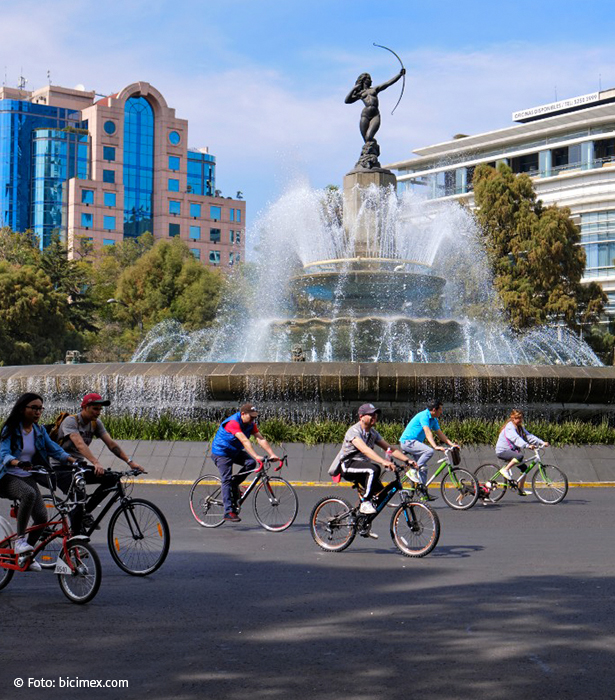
[474,447,568,505]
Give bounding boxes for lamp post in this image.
[107,298,143,333]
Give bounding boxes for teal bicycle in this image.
[474,447,568,505]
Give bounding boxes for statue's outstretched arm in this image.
[374,69,405,94]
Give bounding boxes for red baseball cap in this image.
[81,393,111,408]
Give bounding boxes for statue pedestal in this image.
[343,168,397,258]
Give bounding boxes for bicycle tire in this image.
[390,502,440,557]
[107,499,170,576]
[0,563,14,591]
[474,464,507,502]
[531,464,568,505]
[39,497,63,570]
[310,496,356,552]
[189,474,225,528]
[440,468,479,510]
[252,477,298,532]
[57,541,102,604]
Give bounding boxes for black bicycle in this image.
[310,461,440,558]
[42,467,170,576]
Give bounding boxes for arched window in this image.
[123,96,154,238]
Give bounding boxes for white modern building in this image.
[386,88,615,318]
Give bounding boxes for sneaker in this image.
[14,537,34,554]
[223,512,242,523]
[359,528,379,539]
[517,489,528,497]
[359,501,377,515]
[419,491,437,502]
[406,468,421,484]
[19,556,42,572]
[82,514,101,531]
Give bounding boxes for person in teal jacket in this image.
[0,392,74,569]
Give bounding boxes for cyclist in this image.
[399,399,459,501]
[495,409,549,496]
[0,392,75,571]
[333,404,416,522]
[211,403,281,523]
[53,393,144,531]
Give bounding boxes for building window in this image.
[230,230,235,243]
[103,169,115,183]
[190,203,201,218]
[169,156,180,171]
[209,250,220,264]
[103,120,116,135]
[169,223,180,237]
[236,231,241,244]
[210,205,221,220]
[103,146,116,161]
[81,189,94,204]
[169,200,181,215]
[169,131,181,145]
[236,252,241,263]
[123,95,154,239]
[189,225,201,240]
[229,252,234,265]
[191,248,201,259]
[81,212,93,228]
[210,228,221,242]
[104,215,116,230]
[168,178,180,192]
[236,209,241,223]
[104,192,116,207]
[103,238,115,246]
[230,208,234,222]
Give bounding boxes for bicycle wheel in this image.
[189,474,225,528]
[39,497,62,570]
[310,496,356,552]
[57,541,101,604]
[390,502,440,558]
[253,477,298,532]
[474,464,507,503]
[531,464,568,505]
[0,564,14,591]
[440,468,479,510]
[108,499,170,576]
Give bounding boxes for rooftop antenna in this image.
[47,70,51,85]
[17,68,27,91]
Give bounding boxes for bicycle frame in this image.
[489,447,544,481]
[235,456,288,509]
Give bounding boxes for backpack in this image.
[46,412,74,444]
[328,449,344,483]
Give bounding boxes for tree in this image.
[473,163,605,330]
[0,226,40,266]
[0,261,78,365]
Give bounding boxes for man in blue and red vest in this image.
[211,403,280,522]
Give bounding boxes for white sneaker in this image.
[359,501,377,515]
[14,537,34,554]
[19,555,42,572]
[367,531,379,539]
[406,468,421,484]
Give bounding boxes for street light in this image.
[107,298,143,333]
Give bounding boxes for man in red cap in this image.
[54,393,144,531]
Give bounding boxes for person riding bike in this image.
[210,403,281,523]
[399,399,460,502]
[331,404,416,527]
[495,409,549,496]
[52,393,144,532]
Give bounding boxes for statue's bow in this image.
[373,43,405,115]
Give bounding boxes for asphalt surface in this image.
[3,484,615,700]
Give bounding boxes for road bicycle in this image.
[389,446,479,510]
[474,447,568,505]
[0,465,102,604]
[189,455,298,532]
[41,467,170,576]
[310,460,440,558]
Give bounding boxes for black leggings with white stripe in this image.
[341,459,382,499]
[0,474,48,546]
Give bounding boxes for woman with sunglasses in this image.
[0,393,74,570]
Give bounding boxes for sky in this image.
[5,0,615,229]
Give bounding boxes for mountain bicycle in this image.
[189,455,298,532]
[388,446,479,510]
[474,447,568,505]
[0,465,102,604]
[310,460,440,558]
[41,467,170,576]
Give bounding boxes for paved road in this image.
[3,485,615,700]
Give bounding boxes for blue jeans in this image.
[212,452,257,515]
[400,440,434,485]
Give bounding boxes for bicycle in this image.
[310,460,440,558]
[189,455,298,532]
[474,447,568,505]
[0,465,102,604]
[389,446,479,510]
[41,467,170,576]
